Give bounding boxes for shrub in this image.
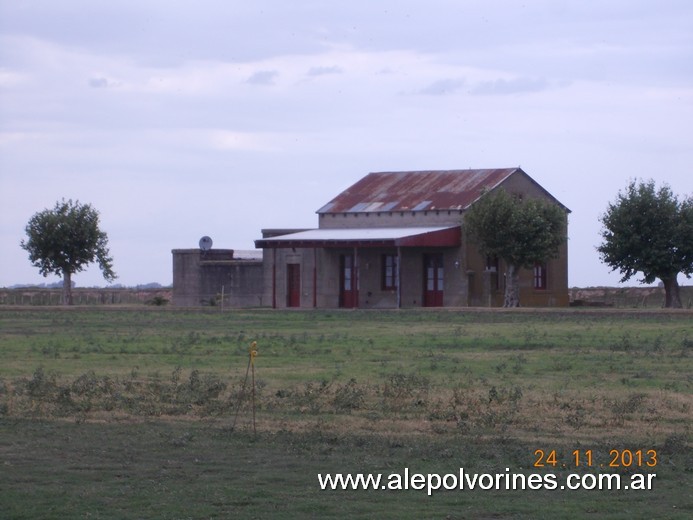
[333,379,365,413]
[146,296,169,306]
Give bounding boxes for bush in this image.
[146,296,169,306]
[333,379,365,413]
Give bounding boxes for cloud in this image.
[307,65,343,77]
[245,70,279,85]
[88,77,110,88]
[417,78,466,96]
[471,77,549,95]
[0,68,25,87]
[208,130,283,152]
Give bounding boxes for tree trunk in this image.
[504,264,521,308]
[63,272,73,306]
[662,276,682,309]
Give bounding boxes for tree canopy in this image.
[464,188,568,307]
[598,179,693,308]
[21,199,116,304]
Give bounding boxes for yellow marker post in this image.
[249,341,258,435]
[250,341,258,364]
[231,341,259,435]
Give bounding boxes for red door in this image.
[340,254,358,308]
[287,264,301,307]
[423,254,444,307]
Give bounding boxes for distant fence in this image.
[0,288,172,306]
[2,286,690,308]
[570,286,693,309]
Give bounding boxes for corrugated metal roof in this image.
[317,168,520,214]
[233,250,263,260]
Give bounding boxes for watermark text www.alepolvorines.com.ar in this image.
[318,468,657,496]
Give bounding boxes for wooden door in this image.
[339,254,358,308]
[286,263,301,307]
[423,254,444,307]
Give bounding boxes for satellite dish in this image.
[199,236,213,251]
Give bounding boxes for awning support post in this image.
[272,248,277,309]
[397,246,402,309]
[354,246,359,308]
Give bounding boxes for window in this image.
[343,255,353,291]
[533,263,547,290]
[486,256,500,291]
[382,254,399,290]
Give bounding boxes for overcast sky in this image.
[1,0,691,288]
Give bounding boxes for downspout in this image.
[313,248,317,308]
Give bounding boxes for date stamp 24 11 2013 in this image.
[534,449,658,469]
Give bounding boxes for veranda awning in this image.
[255,226,461,249]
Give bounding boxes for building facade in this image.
[255,168,570,308]
[171,249,264,307]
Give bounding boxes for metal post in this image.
[272,248,277,309]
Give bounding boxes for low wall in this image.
[172,249,264,307]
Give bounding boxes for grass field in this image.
[0,307,690,519]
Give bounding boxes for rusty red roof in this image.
[317,168,526,214]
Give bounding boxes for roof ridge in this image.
[317,168,524,214]
[369,167,519,175]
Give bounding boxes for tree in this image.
[464,188,568,307]
[598,179,693,309]
[21,199,117,305]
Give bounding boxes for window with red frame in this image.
[382,254,399,290]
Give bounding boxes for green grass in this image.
[0,420,689,519]
[0,307,691,519]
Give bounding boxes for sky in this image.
[1,0,692,288]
